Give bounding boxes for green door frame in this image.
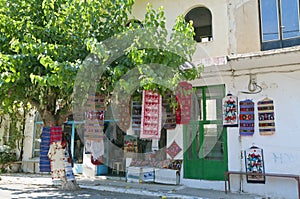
[183,84,228,180]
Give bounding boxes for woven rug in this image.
[50,126,63,144]
[39,126,51,172]
[162,91,176,129]
[140,90,162,139]
[117,98,131,132]
[222,93,238,127]
[132,101,142,135]
[64,148,75,181]
[84,93,105,142]
[166,140,182,159]
[176,81,192,124]
[257,97,275,135]
[239,99,255,136]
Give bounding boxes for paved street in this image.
[0,173,263,199]
[1,185,156,199]
[0,175,156,199]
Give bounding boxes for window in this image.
[260,0,300,50]
[185,7,213,42]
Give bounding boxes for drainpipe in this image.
[239,135,243,192]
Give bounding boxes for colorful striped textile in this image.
[222,94,238,127]
[64,148,75,181]
[257,97,275,135]
[117,98,131,132]
[84,93,105,142]
[162,92,176,130]
[140,90,162,139]
[50,126,63,143]
[132,101,142,135]
[39,126,51,172]
[239,99,255,136]
[176,81,192,124]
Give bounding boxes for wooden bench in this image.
[224,171,300,199]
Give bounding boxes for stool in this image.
[112,161,123,175]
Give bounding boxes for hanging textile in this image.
[90,140,105,161]
[257,97,275,135]
[132,101,142,135]
[50,126,63,143]
[175,96,181,124]
[117,97,131,132]
[48,141,66,180]
[39,126,51,172]
[244,146,265,184]
[239,99,255,136]
[140,90,162,139]
[222,93,238,127]
[176,81,192,124]
[84,115,105,141]
[162,91,176,129]
[64,147,75,181]
[84,93,105,142]
[166,140,182,159]
[124,135,138,153]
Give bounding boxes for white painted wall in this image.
[131,0,230,59]
[185,65,300,199]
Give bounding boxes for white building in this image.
[5,1,300,198]
[131,1,300,198]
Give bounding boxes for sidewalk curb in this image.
[80,185,208,199]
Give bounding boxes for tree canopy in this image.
[0,0,200,126]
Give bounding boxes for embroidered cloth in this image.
[48,141,66,180]
[166,140,182,159]
[140,90,162,139]
[117,97,131,132]
[176,82,192,124]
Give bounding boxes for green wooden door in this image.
[183,85,228,180]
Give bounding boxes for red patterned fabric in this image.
[176,81,192,124]
[162,91,176,129]
[84,93,105,142]
[50,126,63,143]
[140,90,162,139]
[166,140,182,159]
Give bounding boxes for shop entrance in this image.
[183,85,228,180]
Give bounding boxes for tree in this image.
[0,0,200,190]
